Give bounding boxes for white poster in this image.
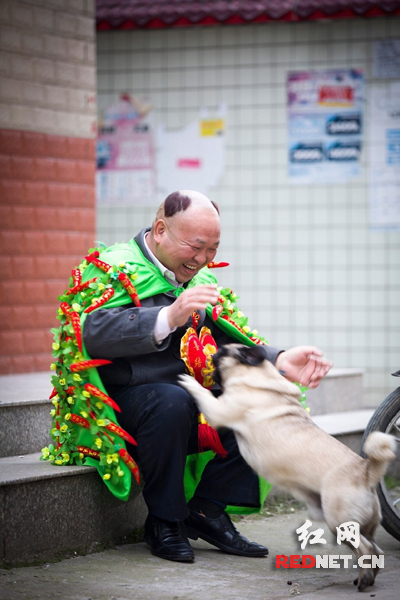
[156,105,226,196]
[373,40,400,79]
[287,69,365,184]
[369,83,400,229]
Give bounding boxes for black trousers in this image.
[112,383,261,522]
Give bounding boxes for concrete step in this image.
[312,408,375,453]
[305,367,365,415]
[0,452,147,568]
[0,372,52,457]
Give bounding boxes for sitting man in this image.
[83,190,332,563]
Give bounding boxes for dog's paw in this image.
[178,374,201,393]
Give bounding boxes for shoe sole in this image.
[185,525,268,558]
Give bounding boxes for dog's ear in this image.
[236,345,267,367]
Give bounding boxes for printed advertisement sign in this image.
[287,70,365,184]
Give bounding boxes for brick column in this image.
[0,1,97,374]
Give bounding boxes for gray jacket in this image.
[83,228,282,391]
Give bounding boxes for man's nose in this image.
[193,249,208,264]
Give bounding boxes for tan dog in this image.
[179,344,396,592]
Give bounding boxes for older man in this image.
[83,190,332,563]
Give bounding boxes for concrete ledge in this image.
[306,367,365,415]
[312,408,375,436]
[0,453,146,568]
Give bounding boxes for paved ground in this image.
[1,507,399,600]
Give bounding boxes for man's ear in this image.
[236,345,266,367]
[153,219,167,243]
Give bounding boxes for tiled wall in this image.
[0,0,97,374]
[96,17,400,407]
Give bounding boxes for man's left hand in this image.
[274,346,333,388]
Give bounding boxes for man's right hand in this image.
[167,285,220,329]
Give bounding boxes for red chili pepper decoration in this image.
[105,422,137,446]
[70,359,112,372]
[59,302,70,318]
[83,383,121,413]
[212,305,224,321]
[84,288,115,314]
[70,277,98,294]
[66,386,75,395]
[71,268,82,289]
[69,311,83,352]
[70,414,90,429]
[207,262,230,269]
[85,252,112,274]
[118,272,141,306]
[76,445,100,459]
[49,387,58,399]
[118,448,140,485]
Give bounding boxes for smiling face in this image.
[150,199,220,283]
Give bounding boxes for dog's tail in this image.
[364,432,396,486]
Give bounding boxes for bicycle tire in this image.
[361,387,400,542]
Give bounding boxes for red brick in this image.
[34,207,60,230]
[9,306,35,329]
[22,131,47,157]
[12,256,35,279]
[24,181,48,205]
[0,129,24,155]
[21,280,46,304]
[0,206,14,229]
[48,135,69,159]
[1,180,24,205]
[34,353,53,372]
[0,356,12,374]
[0,155,12,179]
[11,355,35,373]
[43,232,68,255]
[0,231,26,255]
[33,304,59,328]
[57,159,78,183]
[0,307,13,330]
[22,328,53,354]
[33,256,59,278]
[68,184,95,208]
[0,280,24,305]
[0,257,12,279]
[47,182,69,207]
[67,137,94,160]
[57,256,82,278]
[0,330,25,355]
[34,157,57,181]
[77,208,95,232]
[44,279,67,299]
[10,206,36,229]
[77,161,95,185]
[10,156,36,180]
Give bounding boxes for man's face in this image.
[155,210,220,283]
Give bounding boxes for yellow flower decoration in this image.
[65,413,71,421]
[55,459,63,465]
[103,473,111,480]
[72,303,81,312]
[98,283,105,291]
[118,469,124,477]
[60,424,68,433]
[50,363,56,370]
[73,374,82,382]
[52,342,60,351]
[67,396,74,404]
[95,402,103,410]
[95,438,103,448]
[79,453,84,459]
[82,391,91,398]
[59,378,66,386]
[80,411,89,419]
[41,447,50,458]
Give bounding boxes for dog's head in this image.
[212,344,267,386]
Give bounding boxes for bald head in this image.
[153,190,219,226]
[148,190,221,283]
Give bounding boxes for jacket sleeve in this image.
[210,318,283,365]
[83,305,171,359]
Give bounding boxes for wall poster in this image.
[369,83,400,230]
[287,69,365,184]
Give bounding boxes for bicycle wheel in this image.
[361,387,400,542]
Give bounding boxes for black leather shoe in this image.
[144,515,195,563]
[185,509,268,557]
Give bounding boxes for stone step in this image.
[0,452,147,568]
[312,408,375,453]
[305,367,365,415]
[0,372,53,457]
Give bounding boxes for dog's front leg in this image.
[178,374,230,429]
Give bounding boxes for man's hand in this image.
[167,285,220,329]
[274,346,333,389]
